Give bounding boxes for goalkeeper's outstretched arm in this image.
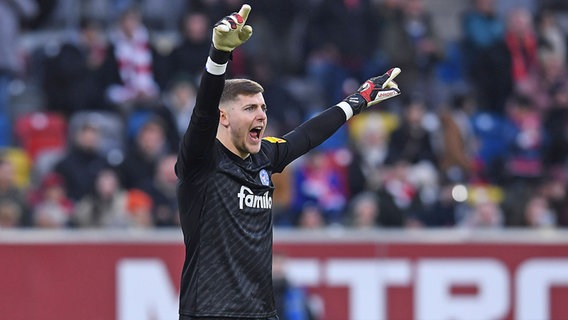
[281,68,402,160]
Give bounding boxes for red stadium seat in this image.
[14,112,67,161]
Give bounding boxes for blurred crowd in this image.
[1,0,568,231]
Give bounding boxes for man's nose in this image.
[256,108,267,119]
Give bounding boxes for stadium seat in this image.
[13,112,67,161]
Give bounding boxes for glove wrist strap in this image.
[344,93,367,115]
[209,45,232,64]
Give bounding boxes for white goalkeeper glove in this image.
[343,67,402,114]
[212,4,253,52]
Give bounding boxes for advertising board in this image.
[1,230,567,320]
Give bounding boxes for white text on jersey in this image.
[237,186,272,210]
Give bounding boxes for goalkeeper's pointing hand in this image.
[212,4,253,52]
[344,68,402,115]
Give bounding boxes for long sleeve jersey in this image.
[176,47,349,319]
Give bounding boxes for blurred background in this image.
[1,0,568,319]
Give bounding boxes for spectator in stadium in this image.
[99,5,166,113]
[386,97,440,216]
[366,0,404,83]
[376,159,424,227]
[296,202,327,230]
[167,10,212,83]
[161,76,197,137]
[381,0,444,103]
[0,199,22,228]
[438,93,477,184]
[497,94,547,226]
[73,168,154,229]
[42,17,107,118]
[345,191,380,229]
[0,158,30,226]
[539,175,568,227]
[30,172,73,228]
[458,184,505,227]
[525,49,568,111]
[125,188,154,228]
[145,154,179,227]
[460,198,504,228]
[347,112,392,196]
[0,0,37,145]
[543,81,568,172]
[385,94,438,169]
[245,1,306,76]
[53,121,110,202]
[535,8,566,68]
[126,101,182,153]
[501,94,546,185]
[503,7,539,92]
[292,150,348,225]
[523,194,556,228]
[72,168,130,228]
[304,0,378,106]
[460,0,511,113]
[271,166,296,227]
[421,183,460,227]
[119,116,168,191]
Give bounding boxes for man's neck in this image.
[216,134,249,159]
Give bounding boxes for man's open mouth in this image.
[249,126,262,141]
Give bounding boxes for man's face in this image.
[77,126,100,152]
[221,93,267,158]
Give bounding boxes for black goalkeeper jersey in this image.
[176,51,348,319]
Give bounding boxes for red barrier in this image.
[1,229,567,320]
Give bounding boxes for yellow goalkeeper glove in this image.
[212,4,253,52]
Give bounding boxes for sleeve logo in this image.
[263,137,287,143]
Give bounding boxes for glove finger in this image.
[239,25,253,41]
[381,67,401,89]
[214,23,230,33]
[384,80,399,90]
[380,87,401,99]
[214,16,235,31]
[223,15,242,30]
[224,16,238,29]
[237,4,252,24]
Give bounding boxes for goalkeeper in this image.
[175,4,401,319]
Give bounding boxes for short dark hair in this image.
[220,79,264,105]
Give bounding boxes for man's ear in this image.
[219,108,230,127]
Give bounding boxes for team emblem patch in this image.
[259,169,270,186]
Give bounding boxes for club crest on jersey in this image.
[259,169,270,186]
[237,186,272,210]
